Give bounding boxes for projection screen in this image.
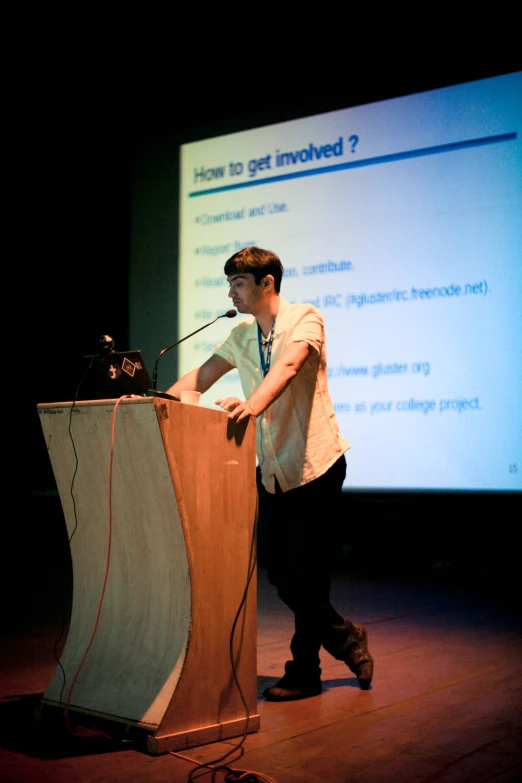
[171,71,521,492]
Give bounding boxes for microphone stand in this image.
[148,310,237,399]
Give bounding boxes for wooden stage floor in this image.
[1,542,521,783]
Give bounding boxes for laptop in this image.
[76,350,152,401]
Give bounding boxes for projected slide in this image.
[178,72,521,492]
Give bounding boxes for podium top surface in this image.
[37,396,167,411]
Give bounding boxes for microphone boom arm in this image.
[150,310,236,392]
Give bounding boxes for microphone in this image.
[149,309,237,398]
[99,334,115,353]
[83,334,116,360]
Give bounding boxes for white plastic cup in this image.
[180,390,201,406]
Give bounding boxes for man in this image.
[167,246,374,700]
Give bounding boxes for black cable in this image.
[53,356,104,717]
[54,362,91,709]
[187,495,264,783]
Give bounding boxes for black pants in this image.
[258,454,347,679]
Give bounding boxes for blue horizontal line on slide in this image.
[188,132,517,198]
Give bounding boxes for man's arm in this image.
[166,354,234,398]
[216,340,310,422]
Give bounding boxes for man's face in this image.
[227,273,264,314]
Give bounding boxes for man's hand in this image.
[215,396,256,423]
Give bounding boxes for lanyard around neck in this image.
[257,320,276,377]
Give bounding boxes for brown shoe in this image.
[344,624,374,690]
[322,620,374,690]
[263,680,323,702]
[263,661,322,702]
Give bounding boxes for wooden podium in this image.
[36,396,259,754]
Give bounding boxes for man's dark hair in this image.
[224,247,284,293]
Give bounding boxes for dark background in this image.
[11,43,520,607]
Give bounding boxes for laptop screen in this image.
[76,350,152,401]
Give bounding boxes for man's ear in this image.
[263,275,274,289]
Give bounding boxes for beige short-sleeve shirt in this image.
[213,296,350,494]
